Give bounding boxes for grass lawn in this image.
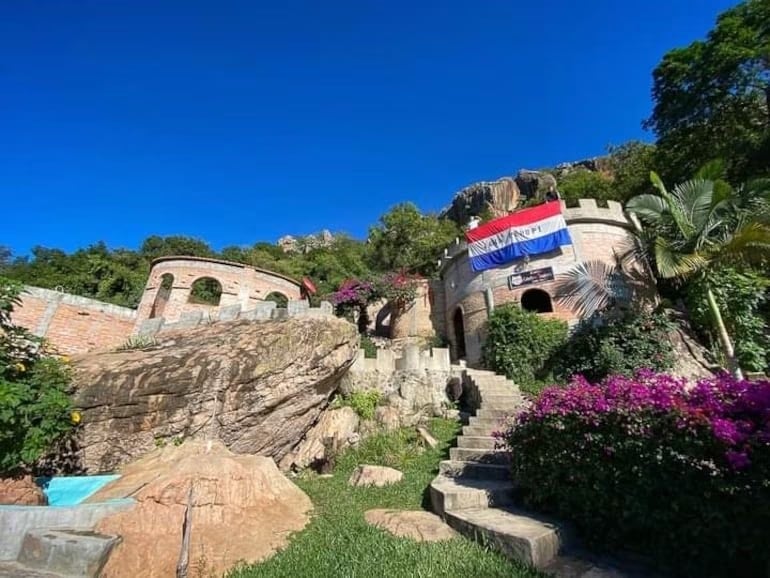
[229,418,545,578]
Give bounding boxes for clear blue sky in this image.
[2,0,737,256]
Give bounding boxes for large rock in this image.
[72,316,358,473]
[441,177,521,225]
[280,407,360,471]
[89,440,312,578]
[364,509,457,542]
[514,170,558,201]
[348,465,403,487]
[0,475,47,506]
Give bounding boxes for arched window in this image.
[189,277,223,306]
[264,291,289,308]
[520,288,553,313]
[150,273,174,318]
[453,307,467,360]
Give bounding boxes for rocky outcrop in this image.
[277,230,335,254]
[72,316,358,473]
[0,475,47,506]
[348,465,403,487]
[441,177,521,225]
[89,440,312,578]
[279,407,360,471]
[667,311,718,381]
[514,170,558,201]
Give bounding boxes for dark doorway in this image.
[265,291,289,308]
[521,288,553,313]
[453,308,467,360]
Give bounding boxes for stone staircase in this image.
[430,368,567,569]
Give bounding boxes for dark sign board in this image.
[507,266,554,290]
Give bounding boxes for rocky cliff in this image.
[72,316,359,473]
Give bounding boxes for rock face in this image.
[0,475,47,506]
[364,509,457,542]
[72,316,358,473]
[280,407,360,471]
[514,170,558,201]
[348,465,403,488]
[441,177,521,225]
[89,440,312,578]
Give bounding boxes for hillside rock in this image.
[441,177,521,225]
[348,465,403,487]
[514,169,558,200]
[280,407,360,471]
[364,509,457,542]
[72,316,358,473]
[89,440,312,578]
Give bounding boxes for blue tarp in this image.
[37,475,120,506]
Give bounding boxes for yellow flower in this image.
[70,410,82,425]
[14,362,25,373]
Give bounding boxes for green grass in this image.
[228,419,545,578]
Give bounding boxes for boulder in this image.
[280,407,360,471]
[0,475,47,506]
[364,509,457,542]
[416,427,439,449]
[374,405,403,431]
[90,440,312,578]
[441,177,521,225]
[72,316,358,473]
[515,170,558,200]
[348,465,403,488]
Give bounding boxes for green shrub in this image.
[553,308,674,382]
[482,305,567,392]
[359,335,377,359]
[686,268,769,373]
[557,169,616,206]
[0,278,74,475]
[332,390,382,420]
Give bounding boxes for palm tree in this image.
[625,172,770,378]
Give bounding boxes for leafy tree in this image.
[626,172,770,378]
[606,141,657,201]
[367,203,460,276]
[645,0,770,183]
[557,169,615,205]
[139,235,214,261]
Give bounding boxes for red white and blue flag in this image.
[465,202,571,272]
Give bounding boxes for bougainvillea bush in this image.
[503,371,770,577]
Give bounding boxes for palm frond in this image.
[625,194,668,225]
[653,237,708,280]
[649,171,692,240]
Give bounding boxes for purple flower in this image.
[725,450,751,470]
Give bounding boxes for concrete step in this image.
[429,475,515,517]
[449,447,511,464]
[468,416,510,429]
[17,529,120,578]
[478,396,523,409]
[0,562,65,577]
[462,425,500,437]
[438,460,510,481]
[476,408,519,420]
[444,507,565,569]
[457,436,499,450]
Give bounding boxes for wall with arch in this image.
[437,199,652,365]
[134,256,303,328]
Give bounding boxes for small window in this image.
[264,291,289,308]
[189,277,223,306]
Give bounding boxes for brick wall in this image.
[11,287,137,355]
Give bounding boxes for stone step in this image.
[17,529,120,578]
[478,398,522,410]
[444,507,565,569]
[457,436,499,450]
[476,388,520,398]
[0,562,65,577]
[449,447,511,464]
[438,460,511,481]
[468,416,510,429]
[476,408,519,420]
[429,475,515,517]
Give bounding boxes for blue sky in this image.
[2,0,737,256]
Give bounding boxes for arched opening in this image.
[189,277,223,306]
[374,303,392,337]
[150,273,174,318]
[520,288,553,313]
[453,308,467,360]
[264,291,289,308]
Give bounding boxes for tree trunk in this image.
[706,287,743,380]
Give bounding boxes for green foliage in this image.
[687,268,769,372]
[0,278,73,475]
[557,169,615,205]
[552,308,676,382]
[360,335,377,359]
[482,305,568,392]
[606,141,657,201]
[646,0,770,183]
[229,419,543,578]
[188,277,222,305]
[333,390,382,420]
[367,203,460,277]
[116,334,158,351]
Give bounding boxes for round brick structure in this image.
[434,199,651,364]
[134,256,303,326]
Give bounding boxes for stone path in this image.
[430,368,659,577]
